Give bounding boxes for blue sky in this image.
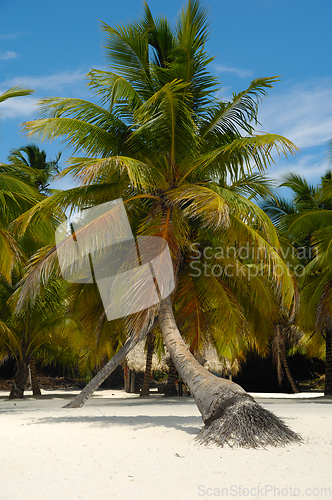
[1,0,332,191]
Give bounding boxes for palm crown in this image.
[17,0,298,356]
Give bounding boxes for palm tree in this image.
[0,276,81,398]
[8,144,61,194]
[0,148,67,397]
[278,161,332,396]
[16,0,301,446]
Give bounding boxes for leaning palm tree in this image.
[16,0,302,446]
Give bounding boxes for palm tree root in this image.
[196,390,303,448]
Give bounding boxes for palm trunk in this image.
[165,358,178,396]
[279,340,299,394]
[159,297,302,448]
[140,332,155,397]
[325,327,332,396]
[64,316,158,408]
[9,358,29,399]
[29,356,42,396]
[124,359,130,392]
[64,337,138,408]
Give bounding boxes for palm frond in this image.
[167,183,230,229]
[201,76,281,138]
[0,86,34,103]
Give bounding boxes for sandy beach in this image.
[0,389,331,500]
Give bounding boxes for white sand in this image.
[0,389,331,500]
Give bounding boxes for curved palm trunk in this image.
[64,337,139,408]
[159,298,302,448]
[279,341,299,394]
[325,327,332,396]
[9,358,29,399]
[276,325,299,394]
[140,332,155,397]
[64,316,158,408]
[30,356,42,396]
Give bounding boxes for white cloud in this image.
[257,79,332,149]
[213,64,253,79]
[0,70,89,119]
[0,51,17,60]
[2,70,87,92]
[0,96,39,119]
[0,70,89,121]
[268,154,331,184]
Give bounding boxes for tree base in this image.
[196,395,303,448]
[164,384,178,397]
[9,385,24,399]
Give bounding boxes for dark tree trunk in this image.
[165,357,178,396]
[140,332,155,397]
[9,358,29,399]
[325,327,332,396]
[124,360,130,393]
[124,361,136,393]
[159,297,302,448]
[130,370,135,393]
[277,326,299,394]
[30,356,42,396]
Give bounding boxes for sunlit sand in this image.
[0,390,331,500]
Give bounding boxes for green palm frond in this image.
[60,156,166,190]
[141,1,174,69]
[0,86,34,103]
[280,172,316,208]
[101,20,153,100]
[88,69,143,111]
[0,320,22,358]
[167,183,230,229]
[260,195,296,226]
[201,77,281,138]
[11,183,129,239]
[298,269,332,332]
[0,228,24,282]
[226,213,295,309]
[24,117,121,157]
[227,173,275,200]
[131,79,196,163]
[281,209,332,238]
[180,133,297,182]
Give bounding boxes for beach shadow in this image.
[32,414,202,436]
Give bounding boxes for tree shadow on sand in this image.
[30,414,202,436]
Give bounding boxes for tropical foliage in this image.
[271,162,332,396]
[2,0,329,446]
[3,0,305,447]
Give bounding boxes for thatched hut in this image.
[124,340,239,392]
[199,344,240,379]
